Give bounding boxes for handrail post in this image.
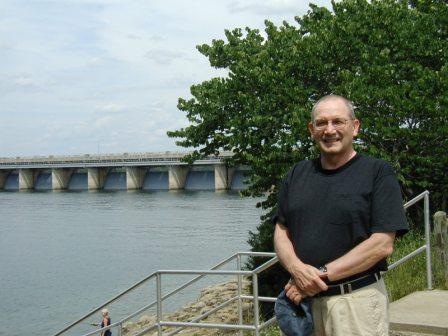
[424,193,433,290]
[117,323,122,336]
[156,272,163,335]
[237,253,243,336]
[252,273,260,336]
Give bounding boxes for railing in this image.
[0,151,235,169]
[55,191,432,336]
[386,190,432,290]
[54,252,279,336]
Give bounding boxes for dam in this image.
[0,151,248,191]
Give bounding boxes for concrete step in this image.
[390,331,442,336]
[389,290,448,336]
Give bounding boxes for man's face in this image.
[308,98,360,157]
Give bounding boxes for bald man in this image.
[274,95,408,336]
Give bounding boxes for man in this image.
[273,95,408,336]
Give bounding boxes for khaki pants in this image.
[312,279,389,336]
[281,279,389,336]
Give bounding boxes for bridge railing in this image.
[0,151,235,169]
[54,191,432,336]
[0,151,234,164]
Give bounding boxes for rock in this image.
[122,280,253,336]
[122,321,137,333]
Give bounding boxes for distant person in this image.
[100,308,112,336]
[93,308,111,336]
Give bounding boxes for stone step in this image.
[390,331,441,336]
[389,290,448,336]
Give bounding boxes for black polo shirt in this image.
[274,154,408,282]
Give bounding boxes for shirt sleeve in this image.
[370,162,409,237]
[271,173,290,227]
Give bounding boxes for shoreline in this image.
[122,280,252,336]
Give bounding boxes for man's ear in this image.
[352,119,360,137]
[308,122,314,139]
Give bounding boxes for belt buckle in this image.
[347,283,353,293]
[339,283,352,295]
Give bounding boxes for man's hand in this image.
[290,263,328,297]
[274,223,328,296]
[285,280,305,305]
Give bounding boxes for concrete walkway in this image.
[389,290,448,335]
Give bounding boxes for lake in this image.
[0,190,264,336]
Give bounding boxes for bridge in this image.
[0,151,248,191]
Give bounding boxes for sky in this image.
[0,0,333,158]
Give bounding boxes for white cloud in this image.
[144,49,190,65]
[0,0,333,157]
[94,115,115,127]
[228,0,303,15]
[85,57,104,66]
[13,76,39,87]
[95,103,127,113]
[228,0,335,17]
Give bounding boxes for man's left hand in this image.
[284,280,305,305]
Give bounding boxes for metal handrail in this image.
[386,190,433,290]
[57,192,432,336]
[54,251,278,336]
[388,246,426,271]
[54,252,240,336]
[54,273,157,335]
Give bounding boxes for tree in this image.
[168,0,448,301]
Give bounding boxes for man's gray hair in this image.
[311,94,355,121]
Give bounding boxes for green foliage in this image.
[169,0,448,210]
[168,0,448,295]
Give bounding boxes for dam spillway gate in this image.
[0,151,248,191]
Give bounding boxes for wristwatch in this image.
[319,265,329,281]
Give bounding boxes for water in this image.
[4,172,18,190]
[103,172,127,190]
[68,173,88,190]
[35,173,52,190]
[0,191,263,336]
[185,171,214,190]
[143,172,168,190]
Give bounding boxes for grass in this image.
[385,230,447,301]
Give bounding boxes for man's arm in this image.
[280,231,395,304]
[325,232,396,282]
[274,223,328,296]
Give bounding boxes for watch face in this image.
[319,266,328,273]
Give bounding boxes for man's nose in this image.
[323,121,337,132]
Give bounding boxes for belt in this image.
[315,272,381,297]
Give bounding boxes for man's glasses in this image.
[313,118,353,131]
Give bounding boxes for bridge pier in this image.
[168,166,188,190]
[52,169,74,190]
[19,169,36,190]
[126,167,145,190]
[214,165,234,190]
[88,168,107,190]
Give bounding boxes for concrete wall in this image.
[87,168,108,190]
[19,169,36,190]
[214,165,234,190]
[126,167,145,190]
[52,169,74,190]
[168,166,189,190]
